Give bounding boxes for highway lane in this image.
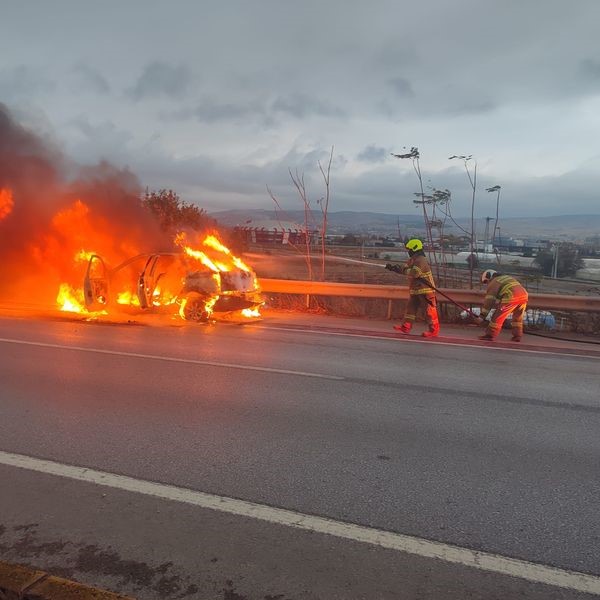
[0,314,599,599]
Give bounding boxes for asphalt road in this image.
[0,313,599,599]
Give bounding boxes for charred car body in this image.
[83,252,263,322]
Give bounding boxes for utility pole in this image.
[486,185,502,250]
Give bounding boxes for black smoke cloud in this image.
[0,103,169,303]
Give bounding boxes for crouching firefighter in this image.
[478,269,528,342]
[386,239,440,338]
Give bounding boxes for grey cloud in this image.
[130,62,191,101]
[444,98,497,117]
[271,93,346,119]
[65,129,600,219]
[0,65,55,99]
[357,145,390,163]
[580,58,600,79]
[119,144,346,212]
[387,77,414,98]
[377,81,497,119]
[4,0,600,218]
[163,93,344,126]
[164,98,268,124]
[67,117,133,164]
[72,65,110,94]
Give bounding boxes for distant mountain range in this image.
[211,209,600,240]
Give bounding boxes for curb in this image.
[0,561,134,600]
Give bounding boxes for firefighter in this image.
[386,238,440,338]
[477,269,528,342]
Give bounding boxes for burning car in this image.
[77,234,263,322]
[83,252,262,322]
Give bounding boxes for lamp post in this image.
[485,185,501,249]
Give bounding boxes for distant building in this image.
[234,219,317,246]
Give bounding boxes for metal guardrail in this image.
[260,279,600,312]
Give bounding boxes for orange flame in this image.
[117,291,140,306]
[0,188,14,220]
[57,283,86,313]
[183,246,220,271]
[75,249,95,262]
[203,234,250,271]
[203,234,230,254]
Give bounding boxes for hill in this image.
[210,209,600,239]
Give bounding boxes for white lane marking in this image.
[259,325,600,360]
[0,337,343,381]
[0,450,599,595]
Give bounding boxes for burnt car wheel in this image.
[182,295,210,322]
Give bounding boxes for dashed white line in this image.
[1,450,599,595]
[0,337,343,380]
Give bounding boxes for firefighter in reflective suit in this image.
[478,269,528,342]
[386,239,440,338]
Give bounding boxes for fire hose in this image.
[334,256,481,319]
[357,259,482,320]
[349,256,600,344]
[389,265,600,342]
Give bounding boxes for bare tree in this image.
[267,172,316,281]
[317,146,334,280]
[418,188,451,284]
[449,155,477,288]
[391,147,438,276]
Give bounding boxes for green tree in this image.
[142,189,215,232]
[534,243,584,277]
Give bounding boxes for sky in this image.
[1,0,600,218]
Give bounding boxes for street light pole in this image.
[485,185,502,249]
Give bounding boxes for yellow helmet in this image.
[405,238,423,252]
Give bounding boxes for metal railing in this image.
[260,278,600,313]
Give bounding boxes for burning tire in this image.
[181,293,210,322]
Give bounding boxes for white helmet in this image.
[481,269,498,284]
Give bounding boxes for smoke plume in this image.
[0,103,169,304]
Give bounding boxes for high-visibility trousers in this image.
[403,293,439,332]
[486,294,528,338]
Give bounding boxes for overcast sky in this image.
[1,0,600,218]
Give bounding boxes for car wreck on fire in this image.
[82,251,263,322]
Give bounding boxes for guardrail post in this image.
[387,299,392,320]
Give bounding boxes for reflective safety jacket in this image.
[481,274,528,317]
[401,252,436,295]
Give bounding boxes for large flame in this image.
[54,228,261,321]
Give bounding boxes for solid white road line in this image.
[0,337,343,380]
[1,450,599,595]
[260,325,600,360]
